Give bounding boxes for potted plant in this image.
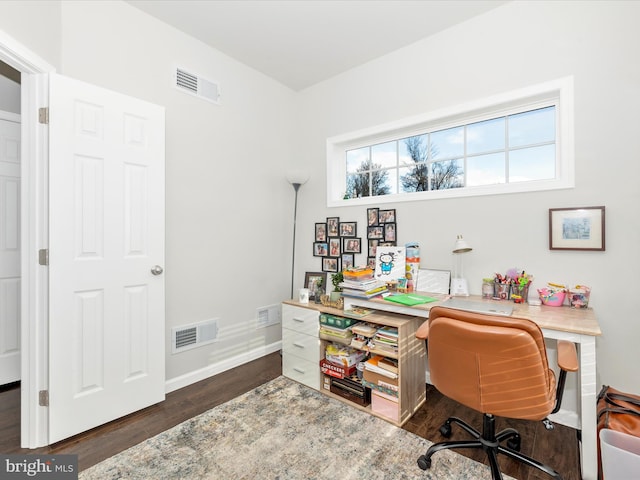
[330,271,344,301]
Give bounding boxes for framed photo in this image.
[341,253,354,270]
[549,206,605,251]
[322,257,340,273]
[326,217,339,237]
[313,242,328,257]
[367,257,376,269]
[368,239,379,257]
[339,221,357,237]
[304,271,327,300]
[367,208,379,226]
[315,223,327,242]
[384,223,396,242]
[343,237,361,253]
[378,209,396,224]
[368,226,384,240]
[328,237,341,257]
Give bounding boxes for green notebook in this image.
[383,294,438,306]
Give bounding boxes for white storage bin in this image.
[600,429,640,480]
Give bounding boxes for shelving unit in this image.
[282,300,427,427]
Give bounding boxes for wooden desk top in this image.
[286,293,602,337]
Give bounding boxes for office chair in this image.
[415,306,578,480]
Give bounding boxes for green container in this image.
[319,313,357,329]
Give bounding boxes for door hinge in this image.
[38,248,49,266]
[39,390,49,407]
[38,107,49,124]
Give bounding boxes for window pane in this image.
[346,147,369,174]
[509,145,555,182]
[467,117,505,155]
[431,159,464,190]
[431,127,463,160]
[399,134,427,167]
[374,168,397,196]
[371,141,397,169]
[509,106,555,147]
[400,164,428,192]
[346,172,370,198]
[467,152,506,186]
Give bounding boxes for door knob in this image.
[151,265,164,276]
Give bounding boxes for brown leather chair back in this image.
[428,306,557,421]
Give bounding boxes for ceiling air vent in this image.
[174,67,220,105]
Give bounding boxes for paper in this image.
[374,246,406,282]
[416,268,451,294]
[384,293,439,306]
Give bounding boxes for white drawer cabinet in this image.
[281,304,320,390]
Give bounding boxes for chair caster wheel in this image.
[417,455,432,470]
[439,423,452,438]
[507,435,521,451]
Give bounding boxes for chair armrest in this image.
[557,340,578,372]
[416,320,429,340]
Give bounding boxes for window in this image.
[326,77,574,207]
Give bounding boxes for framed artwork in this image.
[367,257,376,269]
[549,206,605,251]
[322,257,340,273]
[384,223,396,242]
[315,223,327,242]
[328,237,341,257]
[326,217,339,237]
[339,221,357,237]
[341,253,354,270]
[304,271,327,300]
[343,237,361,253]
[378,209,396,224]
[368,226,384,240]
[313,242,328,257]
[367,208,379,226]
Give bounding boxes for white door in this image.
[48,74,165,443]
[0,115,21,386]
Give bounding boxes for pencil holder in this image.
[494,283,510,300]
[510,283,530,303]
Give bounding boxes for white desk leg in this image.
[579,335,598,480]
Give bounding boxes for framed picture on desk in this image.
[549,206,605,251]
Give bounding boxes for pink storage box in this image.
[371,390,399,422]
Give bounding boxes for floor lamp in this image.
[287,171,309,299]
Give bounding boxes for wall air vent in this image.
[172,318,219,353]
[174,67,220,105]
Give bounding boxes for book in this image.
[378,357,398,374]
[343,307,374,318]
[364,355,399,379]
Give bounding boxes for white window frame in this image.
[326,76,574,207]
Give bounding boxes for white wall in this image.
[295,0,640,393]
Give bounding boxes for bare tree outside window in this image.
[346,158,390,198]
[401,136,463,191]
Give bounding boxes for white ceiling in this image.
[125,0,509,91]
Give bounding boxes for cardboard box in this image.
[372,390,399,422]
[320,359,356,379]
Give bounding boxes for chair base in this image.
[417,413,562,480]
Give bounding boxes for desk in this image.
[343,293,602,480]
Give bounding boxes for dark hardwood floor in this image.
[1,353,580,479]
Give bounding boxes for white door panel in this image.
[48,74,165,443]
[0,117,21,386]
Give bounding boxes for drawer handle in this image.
[293,342,305,349]
[293,317,305,323]
[293,367,306,374]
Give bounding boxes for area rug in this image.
[80,376,510,479]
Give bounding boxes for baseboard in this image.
[165,341,282,394]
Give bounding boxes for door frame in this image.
[0,29,54,447]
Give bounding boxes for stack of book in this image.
[339,278,388,299]
[370,326,398,355]
[350,322,378,349]
[362,355,399,397]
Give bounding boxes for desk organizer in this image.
[569,286,591,309]
[537,288,566,306]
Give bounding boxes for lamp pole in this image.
[290,182,301,299]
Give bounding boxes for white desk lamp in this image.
[451,234,472,296]
[286,170,309,299]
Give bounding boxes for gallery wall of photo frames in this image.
[312,208,398,273]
